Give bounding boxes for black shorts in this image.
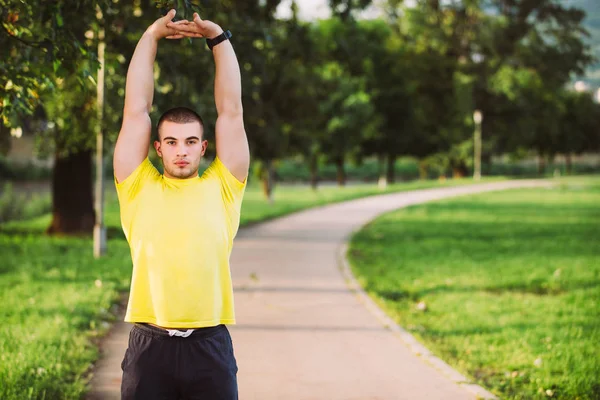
[121,323,238,400]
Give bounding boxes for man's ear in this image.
[201,140,208,156]
[154,140,162,157]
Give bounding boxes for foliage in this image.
[0,183,51,223]
[0,156,51,181]
[0,0,103,128]
[1,0,598,206]
[557,90,600,155]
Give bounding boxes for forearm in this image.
[124,31,157,117]
[213,40,242,116]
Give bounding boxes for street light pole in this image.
[93,21,107,258]
[473,110,483,181]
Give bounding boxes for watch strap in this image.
[207,30,232,50]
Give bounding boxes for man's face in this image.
[154,121,208,179]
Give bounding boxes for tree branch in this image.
[0,23,47,48]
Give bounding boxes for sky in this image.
[275,0,385,21]
[275,0,332,20]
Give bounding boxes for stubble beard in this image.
[164,159,200,179]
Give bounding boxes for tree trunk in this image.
[386,153,396,184]
[261,159,275,204]
[537,154,546,176]
[482,153,492,176]
[418,159,428,180]
[47,149,95,235]
[0,123,11,155]
[452,161,468,178]
[377,154,387,190]
[565,153,572,175]
[335,157,346,187]
[309,153,319,190]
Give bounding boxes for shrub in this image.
[0,157,52,181]
[0,183,51,224]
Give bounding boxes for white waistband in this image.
[166,329,195,337]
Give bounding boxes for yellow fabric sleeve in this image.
[203,156,247,214]
[114,158,161,203]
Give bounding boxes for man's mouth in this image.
[175,161,189,167]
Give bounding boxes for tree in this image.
[379,0,595,177]
[309,18,387,186]
[3,0,299,229]
[351,19,416,184]
[0,0,101,129]
[558,90,600,174]
[328,0,372,21]
[474,0,593,172]
[278,9,325,189]
[400,1,468,177]
[317,62,379,185]
[1,0,119,234]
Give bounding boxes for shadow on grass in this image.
[406,199,600,219]
[0,225,126,240]
[0,226,47,236]
[372,280,599,302]
[107,227,125,240]
[364,208,598,259]
[374,288,420,302]
[422,321,599,339]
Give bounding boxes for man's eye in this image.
[188,141,197,145]
[167,141,175,145]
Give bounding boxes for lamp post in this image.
[473,110,483,181]
[93,17,107,258]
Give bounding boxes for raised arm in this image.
[169,14,250,182]
[211,23,250,182]
[113,10,182,183]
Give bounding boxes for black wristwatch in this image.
[206,30,232,50]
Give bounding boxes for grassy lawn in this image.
[348,176,600,399]
[0,176,504,399]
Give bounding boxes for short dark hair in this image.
[156,107,204,140]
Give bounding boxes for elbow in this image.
[123,103,151,119]
[218,101,243,117]
[123,97,151,117]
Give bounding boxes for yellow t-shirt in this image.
[115,156,246,328]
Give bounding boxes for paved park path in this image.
[88,180,551,400]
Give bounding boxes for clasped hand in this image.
[147,9,224,41]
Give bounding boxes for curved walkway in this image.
[88,180,550,399]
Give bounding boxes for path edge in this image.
[337,243,499,400]
[335,181,558,399]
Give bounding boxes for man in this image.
[113,9,249,399]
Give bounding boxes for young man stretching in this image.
[113,9,249,399]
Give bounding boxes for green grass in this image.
[0,176,505,399]
[348,176,600,399]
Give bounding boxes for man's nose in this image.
[176,143,188,157]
